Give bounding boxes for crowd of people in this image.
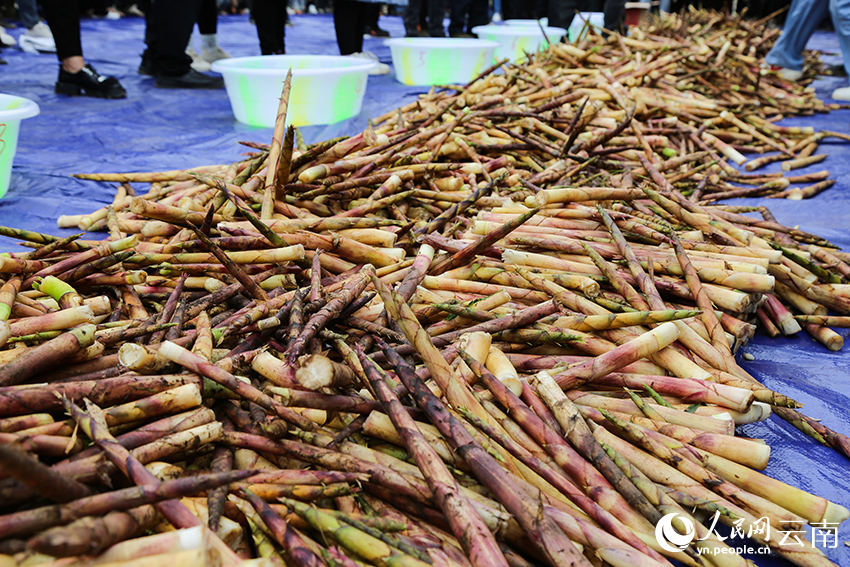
[0,0,848,101]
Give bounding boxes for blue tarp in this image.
[1,13,849,565]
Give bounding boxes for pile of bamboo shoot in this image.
[1,8,850,567]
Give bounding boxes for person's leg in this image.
[829,0,850,98]
[403,0,422,34]
[502,0,523,19]
[17,0,40,29]
[467,0,489,31]
[765,0,829,71]
[41,0,82,63]
[533,0,545,18]
[152,0,222,87]
[547,0,580,31]
[197,0,217,33]
[830,0,850,75]
[251,0,286,54]
[364,2,380,31]
[428,0,445,36]
[42,0,126,97]
[18,0,56,53]
[448,0,469,36]
[197,0,230,61]
[333,0,364,54]
[151,0,202,76]
[603,0,625,32]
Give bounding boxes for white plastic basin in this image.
[568,12,604,42]
[0,94,39,198]
[504,18,548,26]
[211,55,376,128]
[385,37,499,86]
[471,25,566,63]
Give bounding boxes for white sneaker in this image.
[187,47,211,72]
[491,12,502,22]
[831,86,850,101]
[308,4,318,13]
[0,27,16,47]
[20,34,56,53]
[201,46,231,63]
[776,67,804,81]
[26,21,53,39]
[106,8,122,19]
[349,51,390,75]
[125,4,145,17]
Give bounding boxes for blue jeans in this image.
[18,0,41,29]
[766,0,850,76]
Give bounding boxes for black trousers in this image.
[333,0,368,54]
[448,0,488,35]
[501,0,533,19]
[502,0,547,19]
[364,2,381,30]
[424,0,449,36]
[144,0,201,76]
[197,0,218,35]
[547,0,626,33]
[402,0,428,34]
[42,0,83,61]
[252,0,286,54]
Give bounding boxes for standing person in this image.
[40,0,126,98]
[547,0,626,34]
[332,0,397,73]
[764,0,850,100]
[139,0,223,88]
[251,0,287,55]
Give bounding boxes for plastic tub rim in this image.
[504,18,549,26]
[384,37,500,49]
[211,54,377,77]
[0,94,40,122]
[471,24,567,37]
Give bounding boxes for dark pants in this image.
[144,0,201,76]
[547,0,626,33]
[364,2,381,30]
[42,0,83,61]
[402,0,428,34]
[502,0,536,19]
[333,0,368,54]
[252,0,286,54]
[448,0,488,35]
[426,0,447,36]
[197,0,218,34]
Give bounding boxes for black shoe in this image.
[155,68,224,89]
[138,55,157,76]
[826,63,848,77]
[367,26,391,37]
[55,64,127,99]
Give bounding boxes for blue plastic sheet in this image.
[1,13,850,565]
